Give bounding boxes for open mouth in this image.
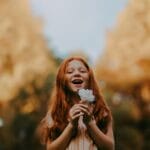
[72,79,83,84]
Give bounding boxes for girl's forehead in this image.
[67,60,85,68]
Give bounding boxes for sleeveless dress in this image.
[46,114,98,150]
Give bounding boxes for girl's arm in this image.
[47,103,84,150]
[87,119,115,150]
[81,103,115,150]
[46,122,74,150]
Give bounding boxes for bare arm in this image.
[80,102,115,150]
[87,119,115,150]
[46,122,74,150]
[47,103,84,150]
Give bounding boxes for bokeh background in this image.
[0,0,149,150]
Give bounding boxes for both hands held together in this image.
[68,100,95,128]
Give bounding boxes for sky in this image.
[30,0,128,64]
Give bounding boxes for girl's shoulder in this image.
[36,112,53,144]
[39,111,53,129]
[44,111,54,128]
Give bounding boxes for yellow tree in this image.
[96,0,150,86]
[96,1,150,149]
[96,0,150,103]
[0,1,56,149]
[0,0,56,102]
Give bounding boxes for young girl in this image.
[38,57,114,150]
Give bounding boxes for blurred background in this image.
[0,0,149,150]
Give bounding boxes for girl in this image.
[38,57,114,150]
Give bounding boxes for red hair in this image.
[38,56,112,144]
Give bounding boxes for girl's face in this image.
[65,60,89,92]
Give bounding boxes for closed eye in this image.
[66,71,73,74]
[66,69,74,74]
[80,71,87,73]
[80,69,88,73]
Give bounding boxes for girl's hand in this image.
[68,103,85,127]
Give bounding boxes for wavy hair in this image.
[38,56,112,144]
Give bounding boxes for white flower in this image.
[78,89,95,102]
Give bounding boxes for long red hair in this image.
[38,56,112,144]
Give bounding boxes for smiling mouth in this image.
[72,79,83,84]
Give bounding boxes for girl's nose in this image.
[73,70,81,77]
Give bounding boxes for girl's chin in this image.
[72,87,84,92]
[69,84,87,92]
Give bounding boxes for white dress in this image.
[66,116,97,150]
[46,113,97,150]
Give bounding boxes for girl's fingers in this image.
[78,107,89,115]
[69,108,83,120]
[71,109,81,116]
[75,107,90,116]
[78,103,88,108]
[72,112,84,120]
[69,103,93,120]
[71,104,88,113]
